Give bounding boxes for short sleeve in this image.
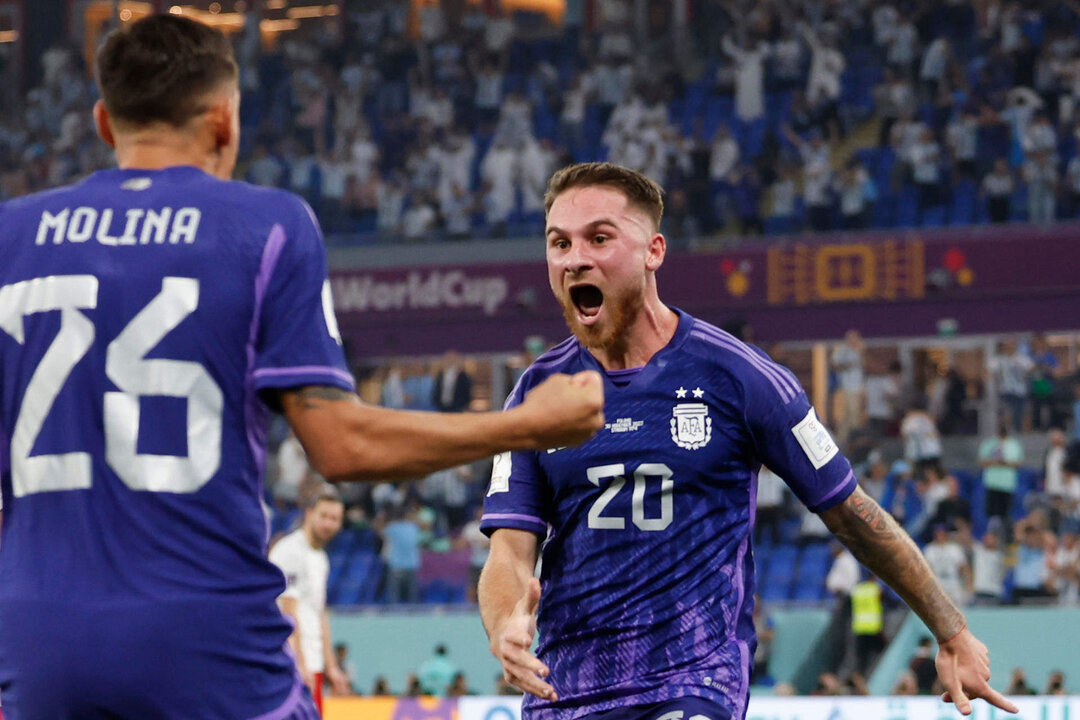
[480,374,548,538]
[251,196,354,394]
[268,538,303,599]
[741,353,856,514]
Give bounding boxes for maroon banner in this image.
[330,224,1080,357]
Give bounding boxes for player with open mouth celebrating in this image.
[478,162,1017,720]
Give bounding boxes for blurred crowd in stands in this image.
[9,0,1080,242]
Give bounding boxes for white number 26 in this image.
[0,275,223,497]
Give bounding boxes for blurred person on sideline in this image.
[270,485,351,710]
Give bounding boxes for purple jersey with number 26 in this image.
[0,167,351,719]
[482,309,856,720]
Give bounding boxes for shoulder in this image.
[682,316,804,405]
[269,530,305,561]
[507,336,581,406]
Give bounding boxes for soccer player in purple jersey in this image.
[478,163,1018,720]
[0,15,604,720]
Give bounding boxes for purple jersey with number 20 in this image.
[483,309,856,720]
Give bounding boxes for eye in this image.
[594,234,608,243]
[550,237,569,250]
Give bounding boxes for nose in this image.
[559,240,594,276]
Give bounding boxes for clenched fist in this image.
[516,371,605,450]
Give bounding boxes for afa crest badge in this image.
[671,402,711,450]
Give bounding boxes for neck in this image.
[588,296,679,371]
[113,132,228,178]
[302,523,323,550]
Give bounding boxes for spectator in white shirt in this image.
[835,157,874,229]
[923,524,970,606]
[946,108,980,181]
[1052,530,1079,605]
[401,194,438,240]
[864,361,902,439]
[376,172,407,237]
[723,34,768,122]
[480,137,518,230]
[920,38,950,100]
[755,466,787,544]
[970,528,1006,605]
[1024,151,1058,224]
[987,338,1035,433]
[981,159,1015,223]
[911,128,943,220]
[831,329,866,444]
[887,16,919,77]
[1022,112,1058,160]
[709,124,740,184]
[900,399,943,480]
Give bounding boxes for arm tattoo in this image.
[283,385,357,410]
[821,486,966,641]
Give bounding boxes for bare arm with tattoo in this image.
[275,372,604,482]
[820,487,1018,716]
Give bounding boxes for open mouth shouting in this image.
[568,284,604,326]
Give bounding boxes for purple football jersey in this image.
[0,167,351,719]
[483,309,856,720]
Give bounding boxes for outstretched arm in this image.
[279,372,604,482]
[820,487,1018,716]
[479,528,555,700]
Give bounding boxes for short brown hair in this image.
[544,162,664,230]
[95,14,238,128]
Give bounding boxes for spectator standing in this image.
[971,528,1006,605]
[1051,530,1079,605]
[380,506,422,603]
[911,128,944,222]
[981,160,1015,223]
[1012,519,1054,603]
[923,525,971,606]
[988,339,1034,432]
[979,420,1024,526]
[1029,335,1061,430]
[269,486,351,711]
[459,506,490,603]
[835,157,875,229]
[831,330,866,445]
[851,574,886,674]
[1024,151,1058,224]
[900,400,943,480]
[946,108,979,181]
[723,35,768,123]
[273,430,310,508]
[824,543,859,672]
[418,645,459,695]
[864,361,902,439]
[755,467,786,544]
[432,350,473,413]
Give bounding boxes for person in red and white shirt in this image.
[270,485,350,713]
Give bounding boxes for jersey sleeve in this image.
[480,374,549,539]
[741,352,857,513]
[251,195,355,394]
[268,537,303,599]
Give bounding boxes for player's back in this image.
[0,167,344,719]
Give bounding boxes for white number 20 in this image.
[0,275,223,497]
[587,463,673,531]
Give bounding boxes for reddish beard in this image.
[558,284,644,355]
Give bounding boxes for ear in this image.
[207,93,236,151]
[645,232,667,272]
[93,100,116,148]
